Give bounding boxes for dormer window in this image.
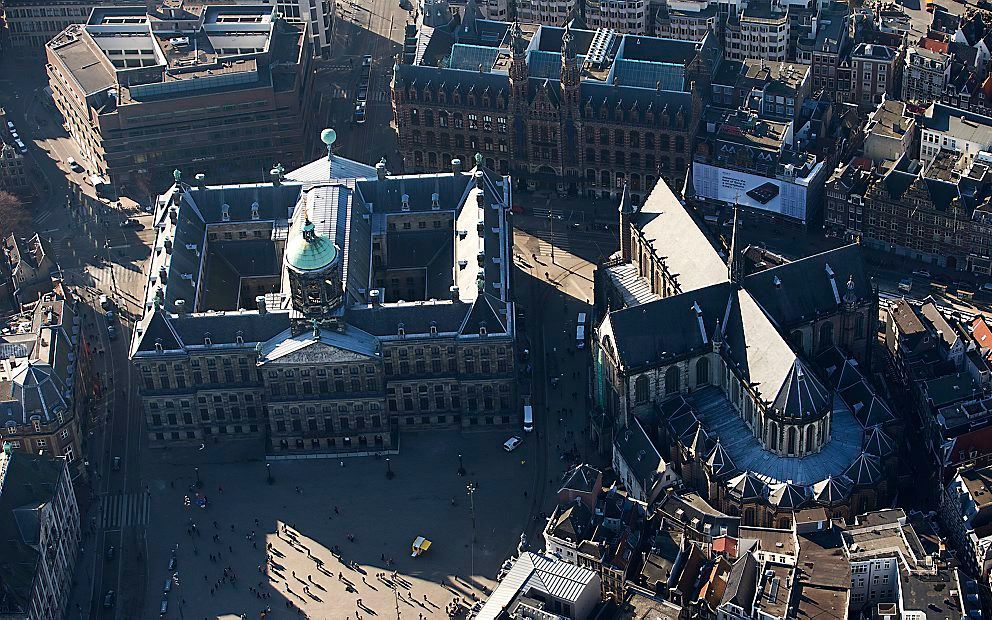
[221,203,231,222]
[155,338,163,353]
[236,331,244,346]
[479,323,487,337]
[430,322,438,336]
[251,202,260,221]
[398,323,406,337]
[204,332,213,346]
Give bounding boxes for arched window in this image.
[769,421,779,451]
[805,424,816,453]
[695,357,710,387]
[665,366,680,394]
[787,426,798,455]
[791,329,804,352]
[634,375,649,404]
[854,313,865,338]
[743,507,755,525]
[819,322,834,351]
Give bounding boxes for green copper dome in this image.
[285,218,338,272]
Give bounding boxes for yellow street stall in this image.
[411,536,432,557]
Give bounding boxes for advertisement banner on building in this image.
[691,162,811,223]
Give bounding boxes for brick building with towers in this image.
[392,11,721,204]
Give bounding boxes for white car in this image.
[5,121,13,130]
[503,436,522,452]
[15,140,26,154]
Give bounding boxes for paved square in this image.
[142,431,538,619]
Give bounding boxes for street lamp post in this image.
[385,457,394,479]
[466,482,477,581]
[194,467,201,488]
[266,463,273,485]
[457,453,465,477]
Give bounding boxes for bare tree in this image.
[0,191,31,237]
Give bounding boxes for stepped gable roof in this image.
[770,481,809,509]
[742,244,869,329]
[706,439,738,479]
[603,282,731,372]
[863,426,896,458]
[812,475,853,504]
[729,472,770,501]
[770,359,831,422]
[845,453,882,486]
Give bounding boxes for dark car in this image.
[103,591,115,608]
[105,546,114,560]
[168,554,177,571]
[118,218,143,229]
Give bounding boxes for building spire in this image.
[728,200,743,285]
[562,22,576,62]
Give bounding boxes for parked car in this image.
[107,324,117,340]
[103,591,115,608]
[353,103,366,124]
[898,278,913,292]
[5,121,13,130]
[14,139,26,154]
[119,218,142,229]
[362,54,372,67]
[912,269,932,279]
[105,546,114,560]
[67,157,83,172]
[503,436,522,452]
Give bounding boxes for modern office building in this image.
[45,3,317,189]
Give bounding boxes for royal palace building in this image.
[392,11,721,204]
[129,145,517,454]
[593,180,898,525]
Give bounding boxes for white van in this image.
[576,312,587,349]
[523,400,533,433]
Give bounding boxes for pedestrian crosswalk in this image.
[537,232,571,255]
[33,209,57,227]
[99,492,149,530]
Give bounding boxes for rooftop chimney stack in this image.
[256,295,267,315]
[194,173,206,189]
[376,159,387,181]
[451,158,463,174]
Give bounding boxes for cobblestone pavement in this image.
[141,431,538,619]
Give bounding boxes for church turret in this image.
[561,23,580,113]
[728,203,742,285]
[618,182,634,263]
[509,22,529,104]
